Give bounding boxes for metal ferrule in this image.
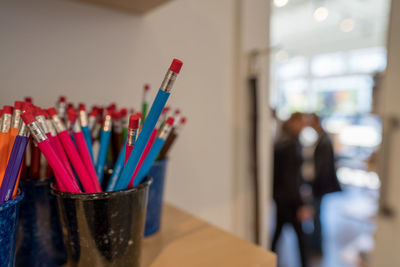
[121,117,128,129]
[159,124,172,140]
[46,119,57,137]
[58,102,66,119]
[11,109,22,129]
[27,121,47,143]
[18,121,29,137]
[52,115,66,133]
[127,128,137,146]
[88,116,97,130]
[66,121,73,133]
[73,121,81,133]
[103,115,112,132]
[79,111,88,127]
[1,114,12,132]
[160,70,177,93]
[92,123,101,139]
[36,115,50,134]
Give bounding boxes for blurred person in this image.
[306,113,341,255]
[271,112,310,267]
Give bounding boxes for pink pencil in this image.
[128,128,157,188]
[20,111,81,193]
[125,115,139,165]
[49,107,100,193]
[46,109,75,179]
[70,109,102,192]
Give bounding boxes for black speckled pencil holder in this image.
[50,177,152,267]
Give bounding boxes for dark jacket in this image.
[312,132,341,198]
[273,136,303,208]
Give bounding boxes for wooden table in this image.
[141,204,276,267]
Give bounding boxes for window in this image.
[271,46,386,118]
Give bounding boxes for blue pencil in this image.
[133,117,174,186]
[113,59,183,190]
[0,124,29,204]
[96,111,112,184]
[82,126,94,161]
[79,104,94,162]
[106,138,126,191]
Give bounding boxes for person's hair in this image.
[288,112,303,123]
[309,113,320,124]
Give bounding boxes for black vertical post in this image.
[249,75,260,245]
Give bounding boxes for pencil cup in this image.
[51,177,152,267]
[145,158,168,236]
[16,179,66,267]
[0,191,24,267]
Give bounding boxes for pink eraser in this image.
[14,101,24,110]
[3,105,13,114]
[78,103,86,111]
[169,59,183,74]
[120,108,127,117]
[47,107,58,117]
[166,117,175,126]
[129,115,139,129]
[112,111,121,121]
[21,111,36,125]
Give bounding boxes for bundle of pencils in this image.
[0,58,186,199]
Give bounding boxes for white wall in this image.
[0,0,272,243]
[372,0,400,265]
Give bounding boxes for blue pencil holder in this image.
[0,191,24,267]
[145,158,168,236]
[15,179,66,267]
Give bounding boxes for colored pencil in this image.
[159,116,187,159]
[0,120,29,203]
[49,107,96,192]
[133,117,174,186]
[0,106,13,186]
[125,115,139,165]
[46,108,76,180]
[96,110,112,184]
[106,139,126,192]
[128,128,157,188]
[141,84,151,126]
[21,111,81,193]
[72,110,102,193]
[56,96,67,122]
[114,59,183,190]
[78,104,94,163]
[111,110,123,163]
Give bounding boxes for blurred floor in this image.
[270,186,378,267]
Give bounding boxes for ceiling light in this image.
[274,0,289,8]
[340,18,355,32]
[313,6,329,22]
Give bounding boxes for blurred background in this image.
[0,0,399,266]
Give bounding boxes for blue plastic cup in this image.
[145,158,168,236]
[0,191,24,267]
[16,179,66,267]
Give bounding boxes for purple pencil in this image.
[0,121,29,204]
